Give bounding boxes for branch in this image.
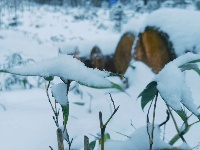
[45,81,59,127]
[150,92,158,150]
[99,94,120,150]
[159,110,170,127]
[166,105,186,144]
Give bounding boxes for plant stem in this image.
[150,92,158,150]
[45,81,59,127]
[57,128,64,150]
[146,98,154,148]
[98,95,120,150]
[99,111,104,150]
[84,136,90,150]
[166,105,186,144]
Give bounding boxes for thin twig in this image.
[190,120,200,126]
[150,92,158,150]
[188,105,200,119]
[159,110,170,127]
[45,81,59,127]
[64,129,73,150]
[109,93,116,110]
[166,105,186,143]
[115,131,131,138]
[146,99,154,147]
[99,95,120,150]
[104,106,120,127]
[89,133,100,140]
[130,119,136,129]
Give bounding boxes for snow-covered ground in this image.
[0,3,200,150]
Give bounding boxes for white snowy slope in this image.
[143,8,200,56]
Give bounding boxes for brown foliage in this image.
[134,27,176,73]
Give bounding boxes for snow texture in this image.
[143,8,200,56]
[155,53,200,116]
[103,124,172,150]
[5,54,113,88]
[51,83,68,106]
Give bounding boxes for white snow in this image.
[104,124,172,150]
[155,53,200,116]
[0,3,200,150]
[51,83,68,106]
[143,8,200,56]
[5,54,113,88]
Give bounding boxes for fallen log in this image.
[134,27,176,73]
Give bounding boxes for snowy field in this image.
[0,2,200,150]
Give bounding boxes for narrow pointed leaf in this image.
[73,102,85,106]
[188,59,200,64]
[89,141,96,150]
[62,103,69,127]
[179,63,200,76]
[175,109,187,123]
[138,81,158,110]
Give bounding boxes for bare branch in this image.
[109,93,116,110]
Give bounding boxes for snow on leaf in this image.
[104,124,172,150]
[51,83,68,106]
[155,53,200,121]
[0,54,116,89]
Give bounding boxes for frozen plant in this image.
[0,54,122,150]
[110,2,127,32]
[138,53,200,149]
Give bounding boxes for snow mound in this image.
[143,8,200,56]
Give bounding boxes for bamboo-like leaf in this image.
[73,102,85,106]
[138,81,158,110]
[179,63,200,76]
[61,103,69,128]
[187,59,200,64]
[175,109,187,123]
[89,141,96,150]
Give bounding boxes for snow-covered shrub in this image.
[0,53,45,90]
[110,2,127,32]
[138,53,200,148]
[0,54,122,149]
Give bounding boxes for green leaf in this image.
[89,141,96,150]
[73,102,85,106]
[112,83,124,91]
[179,63,200,75]
[175,109,187,123]
[108,72,125,78]
[104,133,111,141]
[44,76,54,81]
[99,133,111,145]
[187,59,200,64]
[61,103,69,128]
[138,81,158,110]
